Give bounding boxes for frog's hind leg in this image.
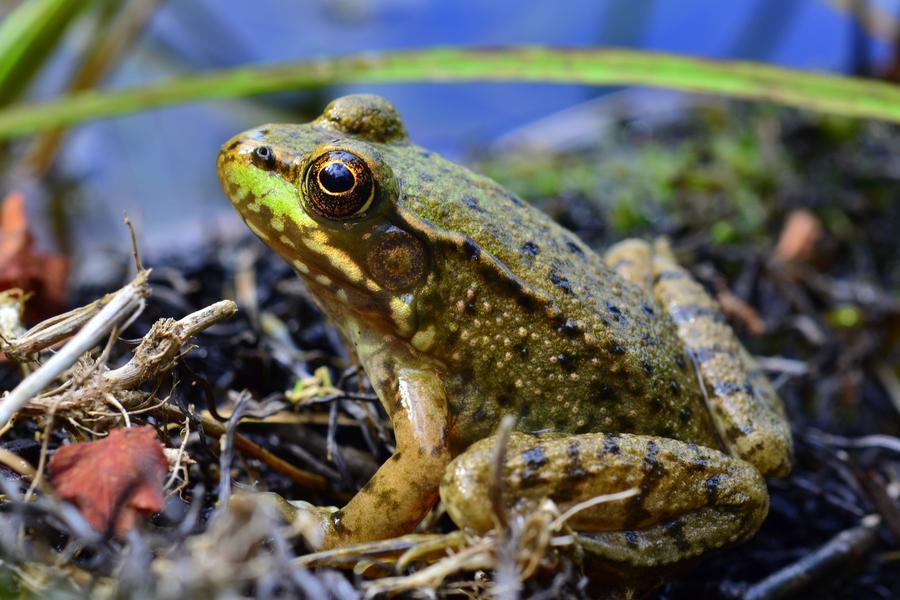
[440,431,769,573]
[603,238,654,294]
[650,238,792,476]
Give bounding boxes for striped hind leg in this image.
[604,238,792,477]
[650,238,792,477]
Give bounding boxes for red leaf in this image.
[0,192,69,320]
[48,426,168,536]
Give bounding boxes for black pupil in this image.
[320,161,355,194]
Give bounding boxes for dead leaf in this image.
[0,192,68,321]
[774,208,823,264]
[717,289,766,336]
[48,426,168,536]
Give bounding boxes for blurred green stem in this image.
[0,0,89,105]
[2,47,900,138]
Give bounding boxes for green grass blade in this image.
[1,47,900,139]
[0,0,90,104]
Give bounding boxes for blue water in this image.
[43,0,897,259]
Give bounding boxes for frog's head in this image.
[217,94,439,336]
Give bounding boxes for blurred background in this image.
[3,0,900,274]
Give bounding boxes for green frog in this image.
[216,94,792,579]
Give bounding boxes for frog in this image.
[216,94,792,581]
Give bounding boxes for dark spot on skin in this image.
[641,361,654,376]
[650,397,664,413]
[641,334,657,346]
[669,379,681,396]
[496,394,512,407]
[713,381,747,396]
[445,327,460,348]
[656,270,687,281]
[558,352,577,373]
[605,302,622,317]
[618,416,635,431]
[518,402,532,419]
[259,128,270,135]
[642,304,655,318]
[520,241,540,257]
[705,474,721,503]
[665,518,690,551]
[592,382,618,402]
[226,139,240,151]
[462,238,481,261]
[507,193,524,207]
[420,173,434,182]
[624,530,639,547]
[624,440,667,528]
[465,302,477,315]
[724,423,752,445]
[463,196,485,212]
[549,269,574,295]
[608,342,626,355]
[600,434,621,455]
[566,442,586,479]
[419,151,432,158]
[522,447,547,469]
[472,406,487,421]
[522,446,547,482]
[679,407,693,423]
[557,319,580,337]
[459,368,474,386]
[675,354,688,371]
[691,347,723,363]
[566,240,585,256]
[516,344,529,358]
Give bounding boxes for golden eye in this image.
[304,150,375,219]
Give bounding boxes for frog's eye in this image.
[304,150,375,219]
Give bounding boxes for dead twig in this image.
[0,270,150,430]
[742,514,882,600]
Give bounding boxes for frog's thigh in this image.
[441,432,768,568]
[651,238,792,476]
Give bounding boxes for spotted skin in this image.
[216,94,792,577]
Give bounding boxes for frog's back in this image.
[380,144,721,452]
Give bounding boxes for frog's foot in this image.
[605,238,793,477]
[440,432,769,571]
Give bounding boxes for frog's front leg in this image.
[296,337,451,550]
[441,432,768,571]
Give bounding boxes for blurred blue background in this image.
[17,0,900,264]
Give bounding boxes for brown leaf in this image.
[48,426,168,536]
[774,208,823,264]
[0,192,69,320]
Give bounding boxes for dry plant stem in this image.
[104,299,237,388]
[0,270,150,430]
[743,514,882,600]
[2,284,134,359]
[490,415,517,530]
[157,404,329,491]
